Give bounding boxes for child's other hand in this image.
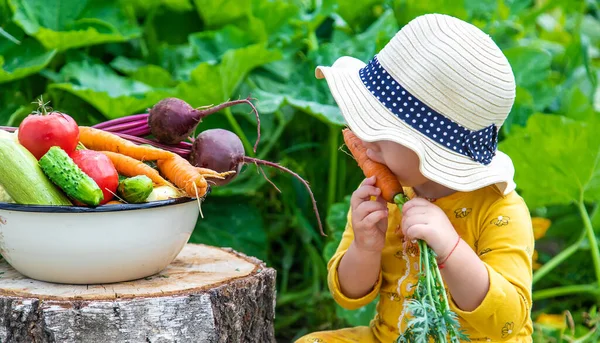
[400,198,459,261]
[350,176,389,253]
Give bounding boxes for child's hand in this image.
[350,176,389,253]
[400,198,459,261]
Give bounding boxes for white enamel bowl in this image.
[0,198,199,284]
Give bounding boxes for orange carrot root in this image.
[342,128,404,203]
[100,151,170,186]
[79,126,174,161]
[157,155,208,198]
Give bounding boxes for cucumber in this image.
[118,175,153,203]
[39,146,104,206]
[0,138,72,206]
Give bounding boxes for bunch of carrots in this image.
[342,129,467,343]
[78,126,229,199]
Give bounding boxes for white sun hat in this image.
[316,13,517,195]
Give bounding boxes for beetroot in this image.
[190,129,244,186]
[148,97,261,152]
[190,128,325,236]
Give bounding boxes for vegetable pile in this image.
[342,129,468,343]
[0,97,324,235]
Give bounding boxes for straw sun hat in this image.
[316,13,517,195]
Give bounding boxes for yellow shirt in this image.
[327,185,534,342]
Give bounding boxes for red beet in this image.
[148,97,261,152]
[190,129,244,186]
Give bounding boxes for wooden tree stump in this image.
[0,243,276,343]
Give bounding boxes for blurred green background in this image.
[1,0,599,341]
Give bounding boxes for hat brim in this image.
[316,56,516,195]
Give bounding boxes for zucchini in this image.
[0,138,72,206]
[39,146,104,206]
[0,184,14,203]
[118,175,153,203]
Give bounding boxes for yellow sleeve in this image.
[327,208,382,310]
[449,192,534,341]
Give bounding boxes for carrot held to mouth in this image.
[341,128,409,207]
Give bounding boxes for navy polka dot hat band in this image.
[359,56,498,165]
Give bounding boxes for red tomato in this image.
[70,150,119,205]
[18,112,80,160]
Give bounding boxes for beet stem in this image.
[99,119,149,133]
[111,132,191,157]
[119,127,152,137]
[93,114,149,129]
[243,156,325,236]
[196,96,261,153]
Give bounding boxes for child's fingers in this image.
[360,175,376,186]
[401,197,432,214]
[355,200,388,222]
[404,224,428,242]
[401,213,429,234]
[402,206,428,222]
[362,210,388,228]
[351,184,381,209]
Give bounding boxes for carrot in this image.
[79,126,174,161]
[157,154,207,198]
[195,167,236,180]
[100,151,170,186]
[342,128,405,203]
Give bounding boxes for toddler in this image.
[296,13,534,343]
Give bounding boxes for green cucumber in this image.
[39,146,104,206]
[0,138,72,206]
[118,175,153,203]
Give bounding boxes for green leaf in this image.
[503,46,553,89]
[9,0,141,51]
[176,43,281,107]
[0,38,56,84]
[158,43,199,82]
[189,198,268,261]
[49,59,171,119]
[126,0,193,14]
[499,113,600,208]
[560,87,597,121]
[110,57,176,88]
[286,99,345,126]
[193,0,251,28]
[250,0,298,37]
[130,65,176,88]
[110,56,147,74]
[337,0,383,31]
[189,25,256,62]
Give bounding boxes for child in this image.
[296,13,534,343]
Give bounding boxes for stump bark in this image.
[0,243,277,343]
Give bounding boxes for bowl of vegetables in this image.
[0,96,325,284]
[0,100,212,284]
